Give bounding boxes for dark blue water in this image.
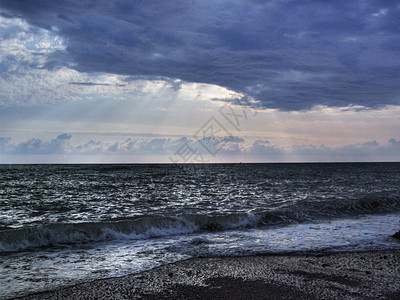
[1,163,400,298]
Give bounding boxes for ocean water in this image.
[0,163,400,298]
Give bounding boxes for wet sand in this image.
[18,250,400,299]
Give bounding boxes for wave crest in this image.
[0,214,258,253]
[1,195,399,253]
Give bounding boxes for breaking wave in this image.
[1,196,399,253]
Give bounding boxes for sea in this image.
[0,163,400,299]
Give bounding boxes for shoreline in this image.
[16,249,400,300]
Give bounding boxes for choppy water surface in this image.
[0,163,399,298]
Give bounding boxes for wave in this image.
[0,214,258,253]
[1,196,399,253]
[259,195,400,225]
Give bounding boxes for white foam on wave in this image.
[0,213,260,253]
[177,213,400,256]
[2,195,400,254]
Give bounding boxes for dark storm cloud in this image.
[2,0,400,110]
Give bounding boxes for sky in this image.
[0,0,399,163]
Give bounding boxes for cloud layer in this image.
[2,0,400,110]
[1,133,399,163]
